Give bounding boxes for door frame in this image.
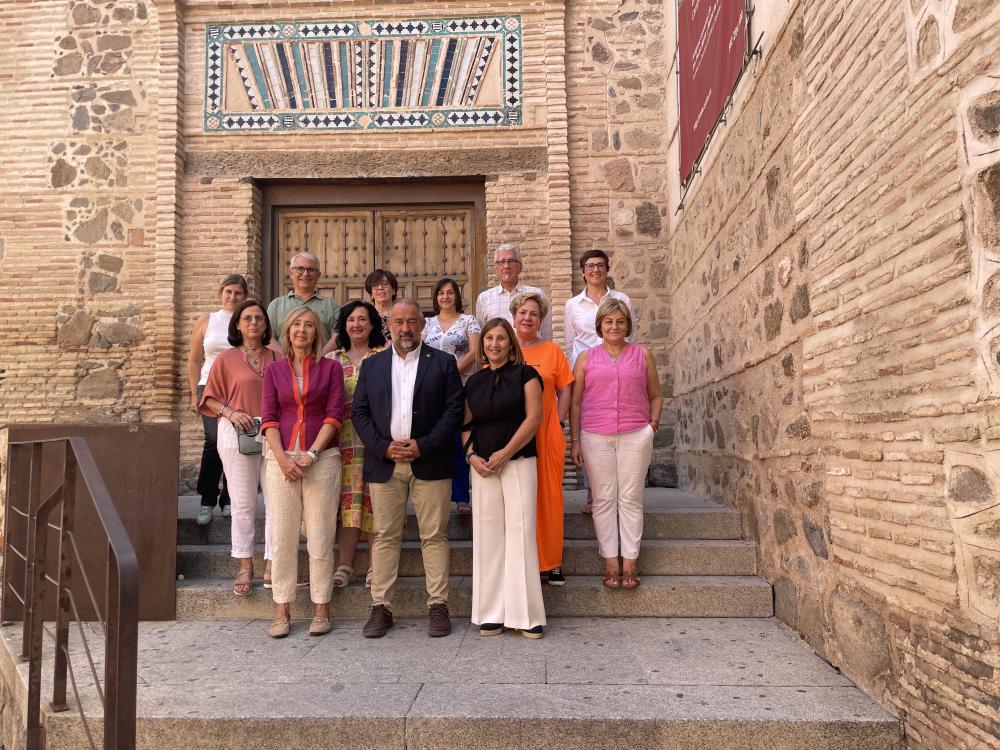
[261,179,488,304]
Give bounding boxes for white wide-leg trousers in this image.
[471,457,546,630]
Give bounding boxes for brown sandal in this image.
[621,575,641,590]
[602,572,621,589]
[233,567,253,597]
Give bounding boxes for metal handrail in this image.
[2,437,138,750]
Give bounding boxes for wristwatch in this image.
[306,449,319,462]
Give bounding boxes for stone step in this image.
[1,618,903,750]
[175,574,774,619]
[176,488,742,544]
[177,539,758,579]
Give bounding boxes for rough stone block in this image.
[829,592,891,690]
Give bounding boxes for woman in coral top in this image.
[261,306,345,638]
[200,299,281,597]
[570,298,662,589]
[510,292,574,585]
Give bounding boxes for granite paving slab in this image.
[0,617,901,749]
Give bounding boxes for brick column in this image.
[150,0,184,421]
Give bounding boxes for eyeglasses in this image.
[291,266,319,275]
[495,259,521,266]
[370,281,393,289]
[584,263,607,271]
[240,314,266,323]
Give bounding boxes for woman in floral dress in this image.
[325,300,386,587]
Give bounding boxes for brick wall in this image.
[0,0,683,486]
[667,0,1000,746]
[0,0,159,426]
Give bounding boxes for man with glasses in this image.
[475,243,552,340]
[266,252,340,344]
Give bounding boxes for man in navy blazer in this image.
[353,298,464,638]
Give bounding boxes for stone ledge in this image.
[174,575,774,620]
[184,146,550,179]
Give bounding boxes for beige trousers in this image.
[264,449,341,605]
[471,457,546,630]
[581,425,654,560]
[369,462,451,610]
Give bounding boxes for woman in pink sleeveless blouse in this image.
[570,298,663,589]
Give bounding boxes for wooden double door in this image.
[264,182,487,315]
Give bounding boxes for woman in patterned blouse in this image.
[423,277,482,514]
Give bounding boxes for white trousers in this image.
[581,425,654,560]
[216,419,273,561]
[471,457,546,630]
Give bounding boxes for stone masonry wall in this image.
[667,0,1000,747]
[565,0,675,483]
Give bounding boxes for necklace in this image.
[242,345,264,375]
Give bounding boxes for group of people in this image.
[188,242,662,640]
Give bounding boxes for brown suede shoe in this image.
[428,603,451,637]
[362,604,394,638]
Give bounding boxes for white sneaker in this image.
[196,506,213,526]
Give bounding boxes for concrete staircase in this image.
[0,487,904,749]
[174,489,774,620]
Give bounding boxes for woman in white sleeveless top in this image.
[187,274,248,526]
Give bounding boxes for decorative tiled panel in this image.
[204,16,522,132]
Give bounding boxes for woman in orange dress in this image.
[510,292,574,585]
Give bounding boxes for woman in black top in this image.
[462,318,546,638]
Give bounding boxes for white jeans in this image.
[216,419,273,561]
[581,425,654,560]
[471,457,546,630]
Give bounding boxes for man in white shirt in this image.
[352,300,465,639]
[564,249,633,366]
[475,242,553,340]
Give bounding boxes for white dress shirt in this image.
[563,287,633,366]
[390,343,422,441]
[475,282,553,340]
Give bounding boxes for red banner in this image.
[678,0,748,185]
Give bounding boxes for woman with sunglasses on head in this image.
[200,299,282,596]
[510,292,574,586]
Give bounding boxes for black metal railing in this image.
[2,437,138,750]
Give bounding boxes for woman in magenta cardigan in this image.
[261,306,345,638]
